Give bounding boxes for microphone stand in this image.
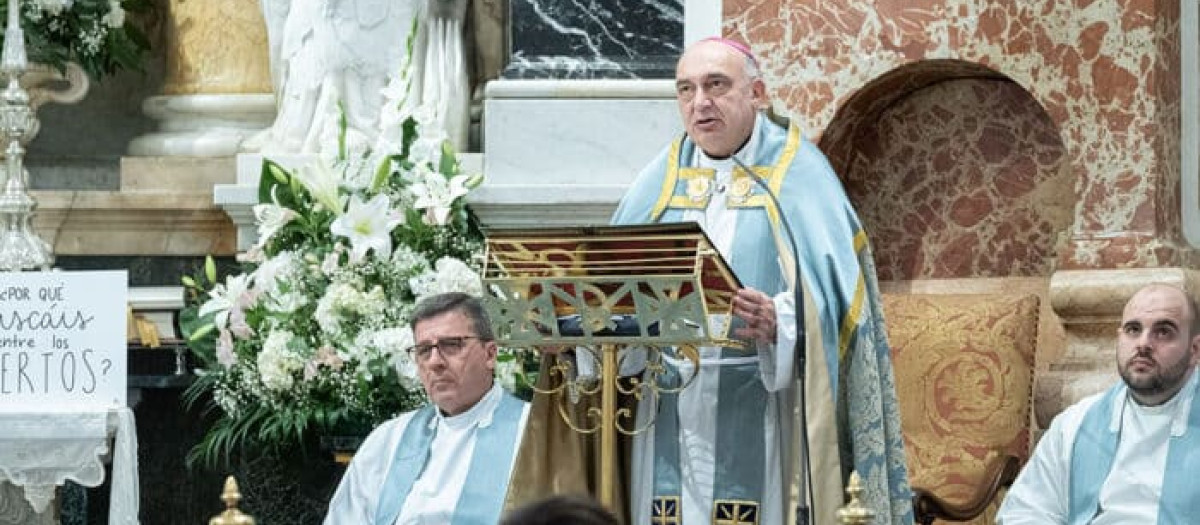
[731,155,813,525]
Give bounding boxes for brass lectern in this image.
[481,222,743,511]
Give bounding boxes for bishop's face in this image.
[674,40,766,159]
[1116,285,1200,406]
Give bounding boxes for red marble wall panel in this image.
[842,77,1071,280]
[725,0,1196,269]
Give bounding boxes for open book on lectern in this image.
[480,221,744,349]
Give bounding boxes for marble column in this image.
[1181,0,1200,249]
[126,0,275,156]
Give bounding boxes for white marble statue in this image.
[246,0,470,155]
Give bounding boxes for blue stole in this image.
[649,357,769,508]
[1068,375,1200,524]
[372,392,525,525]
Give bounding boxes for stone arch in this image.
[818,59,1074,281]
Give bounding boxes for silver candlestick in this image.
[0,1,53,271]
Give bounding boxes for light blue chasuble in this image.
[373,391,525,525]
[1068,373,1200,524]
[612,114,913,524]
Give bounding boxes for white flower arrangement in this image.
[7,0,151,79]
[180,44,531,465]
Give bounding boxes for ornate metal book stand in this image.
[481,222,742,510]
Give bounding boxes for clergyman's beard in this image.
[1119,351,1194,402]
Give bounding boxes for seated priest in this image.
[997,283,1200,523]
[324,292,531,524]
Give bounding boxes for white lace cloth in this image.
[0,408,139,524]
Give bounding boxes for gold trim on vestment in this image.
[729,124,803,293]
[747,124,801,227]
[653,124,804,221]
[650,139,684,221]
[837,230,872,361]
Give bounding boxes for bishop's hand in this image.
[732,288,776,345]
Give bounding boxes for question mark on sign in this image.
[101,359,112,375]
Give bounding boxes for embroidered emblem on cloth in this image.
[652,496,682,525]
[686,177,712,203]
[713,500,759,525]
[727,176,754,204]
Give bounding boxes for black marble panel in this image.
[60,483,87,525]
[53,256,239,287]
[505,0,684,79]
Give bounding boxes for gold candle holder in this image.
[837,471,875,525]
[208,476,256,525]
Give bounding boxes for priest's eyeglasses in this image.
[406,336,484,363]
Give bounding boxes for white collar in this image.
[695,112,765,176]
[429,383,502,431]
[1109,369,1198,437]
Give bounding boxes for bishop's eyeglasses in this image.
[406,336,485,363]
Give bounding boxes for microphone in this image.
[730,155,813,525]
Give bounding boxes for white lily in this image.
[293,161,345,215]
[330,194,405,263]
[199,273,254,330]
[252,202,298,247]
[410,167,470,225]
[253,251,294,288]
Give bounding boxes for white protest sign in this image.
[0,270,127,409]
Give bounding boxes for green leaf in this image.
[400,117,418,159]
[186,322,216,343]
[259,159,294,206]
